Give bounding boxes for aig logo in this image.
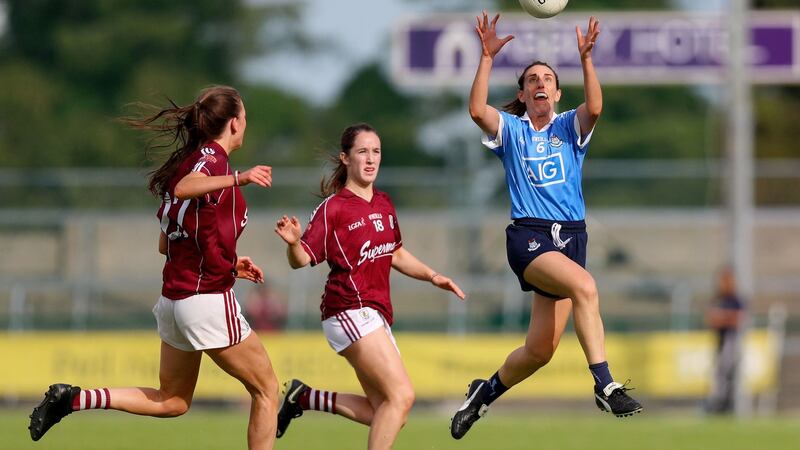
[523,153,566,187]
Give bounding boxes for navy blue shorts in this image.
[505,218,587,298]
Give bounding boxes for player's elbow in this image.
[174,185,191,201]
[468,105,485,123]
[587,103,602,119]
[288,256,309,270]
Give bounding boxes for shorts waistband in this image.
[512,218,586,232]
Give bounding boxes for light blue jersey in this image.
[482,109,593,221]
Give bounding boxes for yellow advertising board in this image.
[0,330,778,399]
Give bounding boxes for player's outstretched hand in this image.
[240,165,272,188]
[432,273,466,300]
[236,256,264,283]
[576,16,600,60]
[475,11,514,59]
[274,215,302,245]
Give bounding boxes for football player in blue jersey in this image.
[451,13,642,440]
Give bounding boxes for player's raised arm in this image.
[391,247,465,300]
[575,16,602,136]
[469,11,514,136]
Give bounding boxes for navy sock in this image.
[479,372,509,405]
[589,361,614,389]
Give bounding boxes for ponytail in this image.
[122,85,242,196]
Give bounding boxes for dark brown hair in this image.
[319,122,378,197]
[501,61,560,116]
[122,85,243,196]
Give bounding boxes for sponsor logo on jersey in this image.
[528,239,541,252]
[368,213,383,220]
[549,134,563,148]
[200,147,216,155]
[357,240,397,266]
[348,218,366,231]
[523,152,566,187]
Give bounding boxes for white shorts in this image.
[322,307,398,353]
[153,289,251,352]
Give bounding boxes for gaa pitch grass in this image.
[3,408,799,450]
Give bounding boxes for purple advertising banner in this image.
[391,11,800,87]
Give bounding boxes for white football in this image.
[519,0,569,19]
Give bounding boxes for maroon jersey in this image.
[156,141,248,299]
[301,188,402,324]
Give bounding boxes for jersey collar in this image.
[520,111,557,132]
[339,188,356,198]
[340,187,378,203]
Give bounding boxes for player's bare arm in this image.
[174,165,272,200]
[274,215,311,269]
[575,16,602,136]
[469,11,513,137]
[391,247,465,300]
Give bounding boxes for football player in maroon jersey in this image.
[29,86,280,450]
[274,123,465,449]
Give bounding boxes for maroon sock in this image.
[72,388,111,411]
[299,388,337,414]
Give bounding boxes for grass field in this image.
[4,408,799,450]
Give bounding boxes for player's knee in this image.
[162,397,191,417]
[259,375,280,404]
[245,377,280,409]
[403,389,416,413]
[250,387,278,411]
[267,378,280,407]
[571,276,598,305]
[399,387,416,414]
[389,385,415,415]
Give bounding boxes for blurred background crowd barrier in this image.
[0,330,783,409]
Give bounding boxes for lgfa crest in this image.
[549,134,563,148]
[199,154,217,164]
